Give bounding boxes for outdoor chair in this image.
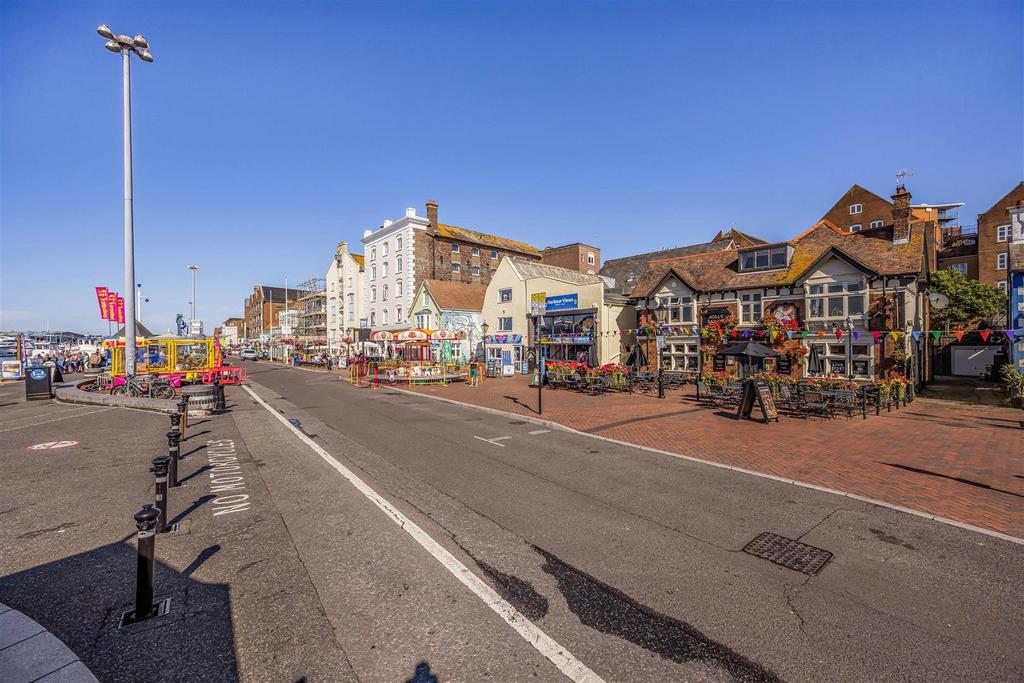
[831,390,857,419]
[798,390,834,420]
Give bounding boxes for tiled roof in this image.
[512,259,605,286]
[350,253,365,269]
[1009,242,1024,271]
[422,280,487,312]
[437,224,540,256]
[628,220,928,298]
[600,241,735,291]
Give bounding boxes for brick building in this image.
[976,181,1024,292]
[820,184,934,234]
[243,285,297,340]
[630,186,939,385]
[540,243,601,274]
[600,228,763,295]
[361,200,540,334]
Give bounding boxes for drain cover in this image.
[743,532,832,575]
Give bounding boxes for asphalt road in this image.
[236,361,1023,682]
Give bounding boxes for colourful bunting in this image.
[931,330,942,341]
[912,330,921,342]
[801,330,808,339]
[890,331,901,341]
[871,331,881,342]
[1008,329,1016,340]
[786,331,794,340]
[834,330,843,340]
[979,330,991,342]
[816,330,825,338]
[954,329,965,342]
[853,331,860,340]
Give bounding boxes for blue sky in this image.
[2,0,1021,333]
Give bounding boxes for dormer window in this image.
[739,246,787,272]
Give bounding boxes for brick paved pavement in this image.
[399,375,1024,538]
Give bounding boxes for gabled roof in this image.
[350,253,365,269]
[600,240,737,291]
[510,258,605,286]
[437,224,540,256]
[421,280,487,312]
[629,220,928,298]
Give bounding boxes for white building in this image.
[324,241,365,356]
[361,208,424,334]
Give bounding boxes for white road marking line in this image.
[528,429,551,435]
[490,436,512,442]
[0,407,114,433]
[243,384,604,682]
[473,435,507,447]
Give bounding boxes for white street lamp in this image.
[188,265,200,324]
[97,24,153,375]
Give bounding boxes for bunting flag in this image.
[834,330,843,340]
[1008,329,1016,340]
[954,329,965,342]
[786,330,794,340]
[853,331,861,340]
[769,330,779,343]
[801,330,808,339]
[816,330,825,338]
[890,331,901,341]
[931,330,942,341]
[979,330,991,342]
[912,330,921,342]
[871,331,881,342]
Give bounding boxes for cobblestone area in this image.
[401,375,1024,538]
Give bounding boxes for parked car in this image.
[239,348,259,361]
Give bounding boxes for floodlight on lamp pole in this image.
[96,23,153,376]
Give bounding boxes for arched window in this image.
[371,247,376,261]
[383,284,389,301]
[382,262,389,277]
[396,306,403,323]
[397,256,403,272]
[396,280,403,296]
[370,265,376,280]
[370,286,376,302]
[370,310,376,326]
[383,241,389,257]
[382,308,389,324]
[397,236,403,251]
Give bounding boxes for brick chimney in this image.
[891,185,912,244]
[335,240,348,265]
[426,199,439,233]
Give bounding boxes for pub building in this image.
[627,186,938,385]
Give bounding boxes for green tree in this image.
[928,269,1007,328]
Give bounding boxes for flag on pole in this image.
[116,296,125,324]
[96,287,110,320]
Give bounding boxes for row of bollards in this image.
[122,394,193,627]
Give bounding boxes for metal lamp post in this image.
[480,321,489,366]
[188,265,200,328]
[97,24,152,376]
[845,316,855,380]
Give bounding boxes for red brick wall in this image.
[541,244,601,273]
[977,183,1024,287]
[821,186,893,233]
[414,231,539,289]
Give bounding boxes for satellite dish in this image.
[928,292,949,309]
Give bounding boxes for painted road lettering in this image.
[206,439,251,516]
[28,440,79,451]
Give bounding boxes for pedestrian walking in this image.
[469,361,480,387]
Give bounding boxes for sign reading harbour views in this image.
[545,294,578,312]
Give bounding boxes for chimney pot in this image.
[891,186,912,244]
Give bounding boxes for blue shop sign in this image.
[545,294,578,312]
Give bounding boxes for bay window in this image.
[807,281,865,320]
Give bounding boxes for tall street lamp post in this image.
[97,24,152,375]
[845,316,855,381]
[188,265,200,325]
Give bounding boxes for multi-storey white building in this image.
[361,208,423,334]
[324,240,365,356]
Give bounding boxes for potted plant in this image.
[999,364,1024,408]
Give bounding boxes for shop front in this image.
[483,334,526,376]
[537,308,597,367]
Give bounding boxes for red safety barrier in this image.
[199,366,247,385]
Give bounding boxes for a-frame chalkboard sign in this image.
[737,379,779,424]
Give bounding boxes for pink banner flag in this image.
[96,287,109,320]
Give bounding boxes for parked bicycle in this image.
[111,374,176,399]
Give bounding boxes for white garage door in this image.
[951,346,999,377]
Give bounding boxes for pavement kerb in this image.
[54,381,179,414]
[0,602,99,682]
[387,385,1024,546]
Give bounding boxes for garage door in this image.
[950,346,999,377]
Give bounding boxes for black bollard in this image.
[657,363,665,399]
[861,389,867,420]
[213,377,226,412]
[166,430,181,487]
[132,504,158,621]
[170,411,181,432]
[177,398,187,436]
[151,456,171,533]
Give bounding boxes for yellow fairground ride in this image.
[105,336,221,381]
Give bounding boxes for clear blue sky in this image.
[2,0,1021,333]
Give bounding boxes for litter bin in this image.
[25,366,54,400]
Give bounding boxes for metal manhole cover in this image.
[743,532,832,575]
